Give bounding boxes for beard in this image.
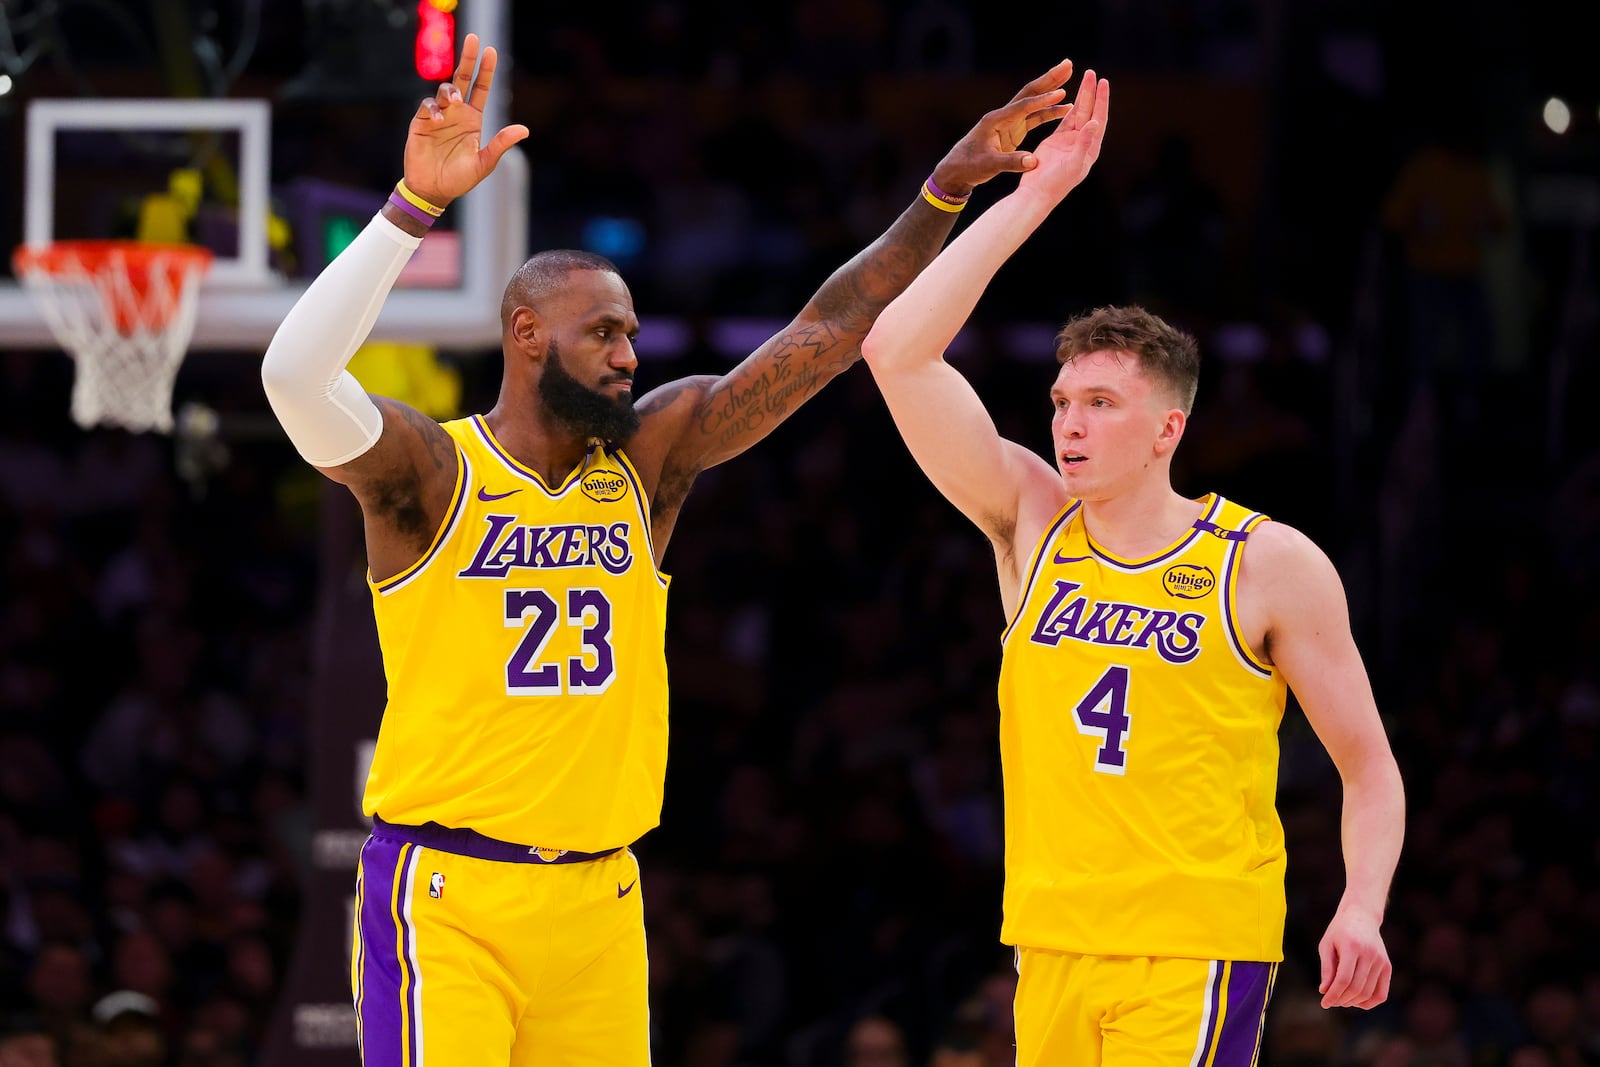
[537,339,640,443]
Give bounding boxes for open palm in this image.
[403,33,529,207]
[1018,70,1110,204]
[932,59,1077,195]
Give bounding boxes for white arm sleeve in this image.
[260,213,422,467]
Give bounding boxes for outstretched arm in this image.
[261,35,527,579]
[861,71,1108,577]
[1248,522,1404,1012]
[624,61,1080,539]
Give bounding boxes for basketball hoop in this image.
[12,240,212,433]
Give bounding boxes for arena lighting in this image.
[0,73,12,95]
[415,0,455,81]
[1543,97,1572,135]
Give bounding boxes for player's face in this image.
[537,271,641,441]
[1049,350,1179,499]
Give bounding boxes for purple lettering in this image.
[460,518,635,579]
[1077,601,1124,643]
[525,526,561,568]
[459,514,520,578]
[1156,613,1206,664]
[599,522,633,576]
[1110,606,1147,646]
[586,525,609,566]
[1028,588,1206,665]
[1132,609,1178,650]
[1029,581,1085,647]
[551,526,586,568]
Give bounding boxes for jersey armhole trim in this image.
[613,448,670,589]
[1222,511,1274,676]
[1000,499,1081,645]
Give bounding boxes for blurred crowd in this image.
[4,1,1600,1066]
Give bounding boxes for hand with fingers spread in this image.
[1017,67,1110,205]
[930,58,1082,197]
[404,33,530,209]
[1318,902,1392,1009]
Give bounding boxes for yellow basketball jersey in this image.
[362,415,670,852]
[997,494,1288,962]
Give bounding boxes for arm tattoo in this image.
[808,204,950,337]
[694,200,957,458]
[391,400,454,471]
[694,321,847,448]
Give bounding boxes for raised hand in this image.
[929,59,1080,198]
[403,34,530,208]
[1016,68,1110,205]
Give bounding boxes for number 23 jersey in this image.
[997,494,1288,962]
[362,415,670,853]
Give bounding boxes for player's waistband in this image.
[371,817,623,865]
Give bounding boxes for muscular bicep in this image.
[1252,525,1391,776]
[866,356,1059,544]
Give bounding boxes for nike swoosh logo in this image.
[1053,551,1091,564]
[478,487,522,502]
[617,880,636,898]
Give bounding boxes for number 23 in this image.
[504,588,616,695]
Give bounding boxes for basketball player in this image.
[261,35,1082,1067]
[860,70,1406,1064]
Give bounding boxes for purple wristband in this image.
[925,176,970,204]
[388,190,437,228]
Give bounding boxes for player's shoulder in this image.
[1245,518,1311,551]
[1242,519,1340,585]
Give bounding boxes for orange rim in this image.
[12,239,213,275]
[12,240,213,334]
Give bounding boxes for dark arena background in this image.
[2,1,1598,1065]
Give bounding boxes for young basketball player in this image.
[261,35,1084,1067]
[860,69,1405,1064]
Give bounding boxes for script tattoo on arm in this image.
[628,199,956,558]
[678,200,957,469]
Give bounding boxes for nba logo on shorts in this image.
[429,872,445,898]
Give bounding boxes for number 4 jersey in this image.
[362,415,670,853]
[997,494,1288,962]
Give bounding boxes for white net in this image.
[14,242,210,433]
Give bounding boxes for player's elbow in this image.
[860,329,884,366]
[860,329,908,375]
[260,340,304,411]
[1338,738,1404,801]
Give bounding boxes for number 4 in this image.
[1074,665,1131,774]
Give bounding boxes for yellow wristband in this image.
[921,183,966,213]
[395,179,446,217]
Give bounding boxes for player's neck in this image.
[482,404,592,487]
[1079,480,1204,558]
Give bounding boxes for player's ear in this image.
[1155,407,1186,453]
[508,306,544,359]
